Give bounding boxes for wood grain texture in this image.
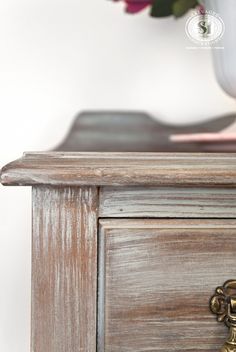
[56,111,236,152]
[2,152,236,187]
[32,186,98,352]
[98,219,236,352]
[99,186,236,218]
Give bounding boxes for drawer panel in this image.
[99,187,236,218]
[98,219,236,352]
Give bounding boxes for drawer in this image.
[99,187,236,218]
[98,219,236,352]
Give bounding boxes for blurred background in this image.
[0,1,236,351]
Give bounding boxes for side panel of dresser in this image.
[98,219,236,352]
[31,186,98,352]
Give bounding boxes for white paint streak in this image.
[31,186,98,352]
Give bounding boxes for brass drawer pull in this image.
[210,280,236,352]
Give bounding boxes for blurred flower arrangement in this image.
[112,0,203,18]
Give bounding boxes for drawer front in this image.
[98,219,236,352]
[99,187,236,218]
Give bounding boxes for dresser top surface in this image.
[1,152,236,187]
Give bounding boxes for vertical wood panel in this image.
[31,186,98,352]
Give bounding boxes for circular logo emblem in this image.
[185,10,225,46]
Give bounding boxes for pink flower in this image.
[114,0,152,14]
[198,4,205,15]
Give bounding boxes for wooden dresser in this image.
[2,113,236,352]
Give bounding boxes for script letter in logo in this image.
[198,20,211,35]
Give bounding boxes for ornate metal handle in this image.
[210,280,236,352]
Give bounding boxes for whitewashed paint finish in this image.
[2,151,236,352]
[2,152,236,187]
[99,187,236,218]
[98,219,236,352]
[31,186,98,352]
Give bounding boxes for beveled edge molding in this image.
[2,152,236,187]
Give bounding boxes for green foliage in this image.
[172,0,199,17]
[151,0,174,18]
[151,0,200,18]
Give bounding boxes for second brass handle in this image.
[210,280,236,352]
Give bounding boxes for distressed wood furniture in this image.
[2,152,236,352]
[2,113,236,352]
